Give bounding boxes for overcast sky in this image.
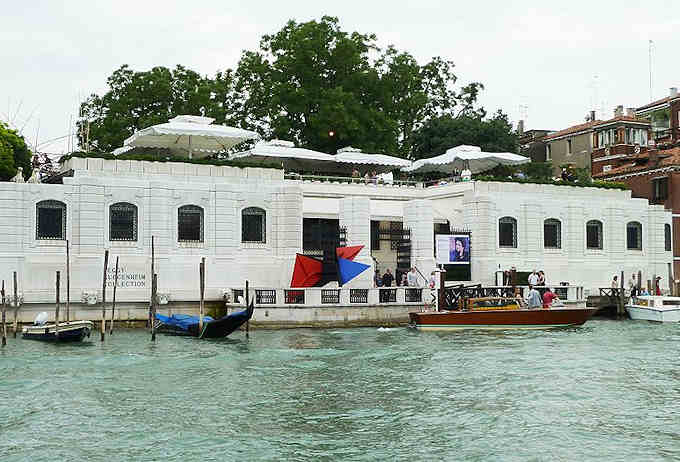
[1,0,677,154]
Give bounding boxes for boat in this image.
[625,295,680,322]
[154,301,254,338]
[22,312,93,342]
[409,297,597,331]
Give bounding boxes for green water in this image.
[1,320,679,461]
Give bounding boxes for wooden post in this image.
[619,270,625,318]
[151,273,157,341]
[668,263,673,295]
[66,240,70,322]
[245,280,249,338]
[647,279,652,293]
[149,235,154,328]
[55,271,60,339]
[438,269,446,311]
[101,250,108,342]
[652,273,657,295]
[199,258,205,336]
[637,270,642,291]
[12,271,18,338]
[1,280,6,347]
[110,256,119,335]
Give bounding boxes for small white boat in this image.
[625,296,680,322]
[22,312,94,342]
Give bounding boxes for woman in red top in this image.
[542,288,558,309]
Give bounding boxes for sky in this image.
[1,0,678,154]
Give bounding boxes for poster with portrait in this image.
[435,234,471,265]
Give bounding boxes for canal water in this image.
[1,320,679,461]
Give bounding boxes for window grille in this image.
[285,290,305,304]
[349,289,368,303]
[255,289,276,304]
[626,221,642,250]
[321,289,340,304]
[499,217,517,248]
[405,288,422,303]
[586,220,603,249]
[178,205,204,243]
[36,200,66,240]
[544,219,561,249]
[379,288,397,303]
[242,207,266,243]
[110,202,137,241]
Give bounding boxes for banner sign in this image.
[435,234,470,265]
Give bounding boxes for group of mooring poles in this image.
[1,234,250,346]
[1,271,22,347]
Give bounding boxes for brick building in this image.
[636,87,680,148]
[517,120,553,163]
[591,106,651,176]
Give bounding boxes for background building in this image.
[544,113,600,176]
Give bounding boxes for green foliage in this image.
[79,16,485,157]
[0,121,32,181]
[0,138,16,180]
[409,110,519,160]
[474,175,628,190]
[59,151,283,170]
[521,162,553,180]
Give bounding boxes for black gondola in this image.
[154,301,254,339]
[22,320,93,342]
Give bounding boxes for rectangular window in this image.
[242,214,264,242]
[110,204,137,241]
[371,220,380,250]
[544,220,561,249]
[652,177,669,202]
[499,218,517,248]
[586,222,602,249]
[546,144,551,161]
[627,223,642,250]
[665,224,672,252]
[36,201,66,240]
[566,139,572,155]
[178,207,203,242]
[602,165,612,172]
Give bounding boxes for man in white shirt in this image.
[528,270,539,286]
[525,285,542,309]
[407,268,419,287]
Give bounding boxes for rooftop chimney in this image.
[626,108,636,117]
[614,105,624,117]
[671,87,679,98]
[517,120,524,135]
[590,110,596,122]
[648,140,659,167]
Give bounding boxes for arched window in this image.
[627,221,642,250]
[36,200,66,240]
[498,217,517,248]
[110,202,138,241]
[178,205,204,243]
[242,207,266,243]
[586,220,603,249]
[665,223,672,252]
[544,218,561,249]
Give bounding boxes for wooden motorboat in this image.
[22,320,93,342]
[409,299,597,331]
[154,301,254,339]
[626,296,680,322]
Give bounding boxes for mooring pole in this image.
[668,263,673,295]
[245,280,250,338]
[438,269,446,311]
[55,271,60,339]
[13,271,18,338]
[149,235,155,328]
[619,270,625,318]
[151,273,157,341]
[66,239,70,322]
[110,256,119,336]
[101,250,109,342]
[199,258,205,336]
[1,280,6,347]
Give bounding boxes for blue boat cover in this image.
[155,313,215,331]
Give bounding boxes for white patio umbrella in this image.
[402,145,529,174]
[230,139,337,171]
[334,146,411,172]
[120,115,259,159]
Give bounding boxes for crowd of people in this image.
[374,267,421,288]
[351,168,381,185]
[613,273,662,296]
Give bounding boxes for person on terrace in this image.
[525,285,542,309]
[542,288,558,309]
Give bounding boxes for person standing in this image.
[655,276,662,295]
[382,269,394,288]
[542,288,558,309]
[525,285,542,309]
[628,274,637,297]
[611,275,618,289]
[528,270,539,286]
[374,270,382,288]
[407,268,419,287]
[537,271,546,286]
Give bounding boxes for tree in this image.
[78,65,236,153]
[0,121,32,180]
[409,110,519,160]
